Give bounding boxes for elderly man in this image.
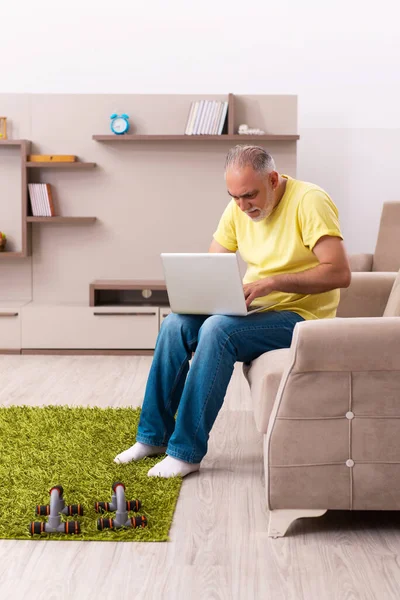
[115,145,351,478]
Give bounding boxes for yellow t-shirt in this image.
[213,175,344,320]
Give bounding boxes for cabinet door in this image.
[21,305,159,349]
[159,307,172,329]
[0,309,21,350]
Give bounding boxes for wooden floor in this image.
[1,355,400,600]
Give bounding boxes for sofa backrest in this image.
[373,203,400,272]
[383,269,400,317]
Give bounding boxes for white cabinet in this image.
[21,305,160,349]
[0,302,30,350]
[0,308,21,350]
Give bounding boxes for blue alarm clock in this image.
[110,113,130,135]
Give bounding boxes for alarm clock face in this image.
[112,117,128,134]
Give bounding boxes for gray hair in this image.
[225,145,276,176]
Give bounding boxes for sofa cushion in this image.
[243,348,290,433]
[348,253,373,272]
[373,202,400,272]
[383,269,400,316]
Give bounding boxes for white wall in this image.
[2,0,400,253]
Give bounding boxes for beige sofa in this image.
[243,270,400,537]
[350,202,400,271]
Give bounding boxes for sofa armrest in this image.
[337,272,396,317]
[348,253,373,272]
[266,317,400,511]
[292,317,400,372]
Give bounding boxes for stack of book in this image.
[185,100,229,135]
[28,183,56,217]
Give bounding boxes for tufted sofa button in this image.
[346,411,355,420]
[346,459,355,467]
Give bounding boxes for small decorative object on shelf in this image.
[0,232,7,251]
[28,155,77,162]
[0,117,7,139]
[110,113,130,135]
[238,124,265,135]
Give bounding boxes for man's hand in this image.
[243,278,275,308]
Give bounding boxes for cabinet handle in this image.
[93,312,157,316]
[0,312,18,317]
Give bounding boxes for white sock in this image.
[114,442,167,464]
[147,455,200,478]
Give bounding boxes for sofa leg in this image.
[268,509,327,538]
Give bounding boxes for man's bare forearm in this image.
[268,263,351,294]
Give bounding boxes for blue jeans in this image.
[136,310,304,463]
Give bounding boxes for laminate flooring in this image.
[0,355,400,600]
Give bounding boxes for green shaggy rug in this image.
[0,406,182,542]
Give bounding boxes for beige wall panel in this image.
[234,95,297,135]
[0,94,31,139]
[0,257,32,301]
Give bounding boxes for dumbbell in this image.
[30,485,82,535]
[95,482,147,530]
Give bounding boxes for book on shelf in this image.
[28,183,56,217]
[184,103,196,135]
[185,100,229,135]
[187,102,199,134]
[192,100,205,135]
[204,101,215,134]
[212,100,221,133]
[217,102,229,135]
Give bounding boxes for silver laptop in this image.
[161,253,275,317]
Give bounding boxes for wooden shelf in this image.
[27,217,97,224]
[92,134,299,142]
[92,94,299,143]
[25,161,96,168]
[0,252,26,259]
[0,139,29,146]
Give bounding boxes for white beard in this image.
[246,207,269,222]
